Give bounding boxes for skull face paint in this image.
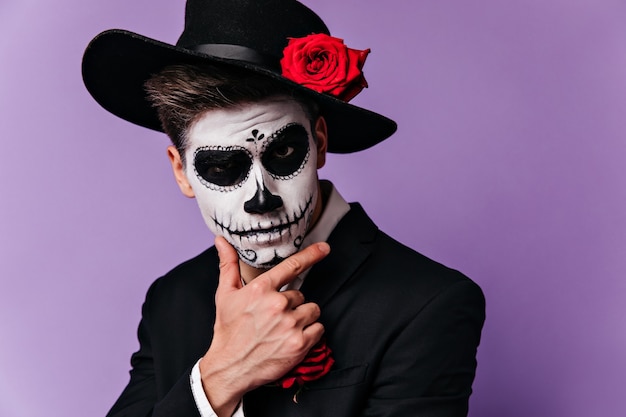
[184,99,320,268]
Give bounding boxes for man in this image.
[82,1,485,416]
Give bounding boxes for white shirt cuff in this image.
[190,359,245,417]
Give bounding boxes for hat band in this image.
[190,44,280,71]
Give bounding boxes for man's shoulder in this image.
[165,246,219,278]
[373,229,481,298]
[341,202,482,303]
[146,246,219,302]
[375,227,471,284]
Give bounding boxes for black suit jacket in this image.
[107,203,485,417]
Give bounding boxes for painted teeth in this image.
[211,194,313,238]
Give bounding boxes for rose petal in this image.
[280,33,369,101]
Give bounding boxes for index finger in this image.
[260,242,330,290]
[214,236,243,293]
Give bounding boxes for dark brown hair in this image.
[144,64,319,163]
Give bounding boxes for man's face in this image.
[180,98,323,269]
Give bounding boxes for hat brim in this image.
[82,29,397,153]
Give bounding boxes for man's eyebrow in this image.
[265,123,307,143]
[193,146,252,161]
[194,145,249,153]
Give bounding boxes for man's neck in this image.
[239,261,265,284]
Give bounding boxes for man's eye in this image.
[206,163,231,177]
[194,149,252,187]
[262,125,310,177]
[272,145,295,158]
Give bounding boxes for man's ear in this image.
[167,146,195,198]
[314,116,328,169]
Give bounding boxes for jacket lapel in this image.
[300,203,378,308]
[244,204,379,417]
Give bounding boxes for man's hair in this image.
[144,64,319,164]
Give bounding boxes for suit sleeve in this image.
[106,281,202,417]
[362,279,486,417]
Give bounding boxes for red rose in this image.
[277,339,335,391]
[280,33,370,102]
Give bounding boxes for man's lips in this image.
[235,221,292,238]
[212,195,313,238]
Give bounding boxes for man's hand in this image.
[199,236,330,417]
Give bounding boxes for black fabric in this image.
[81,0,397,154]
[107,203,485,417]
[177,0,329,56]
[191,44,279,70]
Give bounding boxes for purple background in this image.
[1,0,625,416]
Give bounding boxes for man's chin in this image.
[235,244,299,269]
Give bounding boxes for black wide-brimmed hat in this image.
[82,0,397,153]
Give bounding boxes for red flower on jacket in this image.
[280,33,370,102]
[276,338,334,401]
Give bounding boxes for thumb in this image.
[214,236,243,293]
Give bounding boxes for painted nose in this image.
[244,184,283,214]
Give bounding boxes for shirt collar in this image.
[301,180,351,250]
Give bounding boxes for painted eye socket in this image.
[262,124,310,177]
[194,148,252,187]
